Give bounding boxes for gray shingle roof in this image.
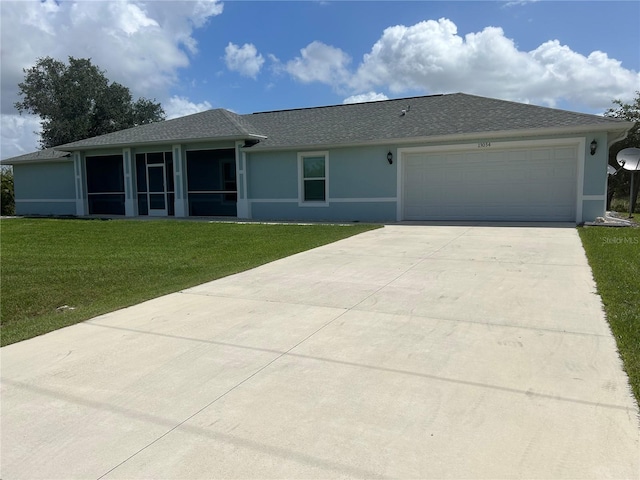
[246,93,630,149]
[56,108,266,150]
[0,147,70,164]
[1,93,632,165]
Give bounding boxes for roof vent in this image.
[400,105,411,116]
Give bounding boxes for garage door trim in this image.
[396,137,586,222]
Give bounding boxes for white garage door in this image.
[402,144,577,221]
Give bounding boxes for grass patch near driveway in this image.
[579,227,640,404]
[1,218,378,346]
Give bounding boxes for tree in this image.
[15,57,165,149]
[605,91,640,213]
[1,168,15,216]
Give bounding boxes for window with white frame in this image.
[299,151,328,204]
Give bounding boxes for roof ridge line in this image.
[220,108,252,136]
[250,93,451,115]
[221,108,268,138]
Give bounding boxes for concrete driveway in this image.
[1,224,638,479]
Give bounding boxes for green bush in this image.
[610,198,640,215]
[1,168,15,216]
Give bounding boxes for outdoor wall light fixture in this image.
[590,139,597,156]
[387,151,393,164]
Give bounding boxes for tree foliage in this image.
[605,91,640,146]
[1,168,15,216]
[604,91,640,212]
[15,56,165,149]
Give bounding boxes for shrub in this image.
[1,168,15,216]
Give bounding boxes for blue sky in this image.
[1,0,639,160]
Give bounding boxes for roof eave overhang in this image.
[0,155,71,166]
[54,133,267,152]
[243,122,636,153]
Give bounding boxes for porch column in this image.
[73,152,86,216]
[236,141,249,219]
[173,144,187,217]
[122,148,135,216]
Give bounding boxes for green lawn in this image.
[0,218,378,346]
[579,226,640,404]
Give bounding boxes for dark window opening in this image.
[86,155,125,215]
[186,149,237,216]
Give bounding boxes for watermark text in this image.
[601,236,639,245]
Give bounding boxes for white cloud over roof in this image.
[225,43,265,79]
[164,96,213,120]
[285,41,352,85]
[343,92,389,104]
[286,18,639,111]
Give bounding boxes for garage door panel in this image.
[403,145,577,221]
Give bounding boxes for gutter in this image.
[54,134,267,153]
[241,122,635,153]
[607,128,632,150]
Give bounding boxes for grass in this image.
[578,226,640,404]
[0,218,378,346]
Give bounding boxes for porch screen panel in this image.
[135,154,148,215]
[166,152,175,216]
[186,149,237,216]
[86,155,125,215]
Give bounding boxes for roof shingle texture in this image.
[57,109,264,149]
[1,147,70,163]
[247,93,628,149]
[8,93,632,161]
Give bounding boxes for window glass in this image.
[304,179,325,201]
[303,157,325,178]
[301,154,327,202]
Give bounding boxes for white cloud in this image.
[503,0,539,7]
[1,114,42,159]
[164,96,213,119]
[0,0,222,159]
[224,43,265,79]
[285,41,351,85]
[283,18,638,112]
[343,92,389,104]
[352,19,537,99]
[526,41,638,108]
[350,18,639,110]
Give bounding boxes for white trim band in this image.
[16,199,76,203]
[249,199,298,203]
[330,197,397,203]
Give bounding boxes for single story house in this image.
[2,93,634,223]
